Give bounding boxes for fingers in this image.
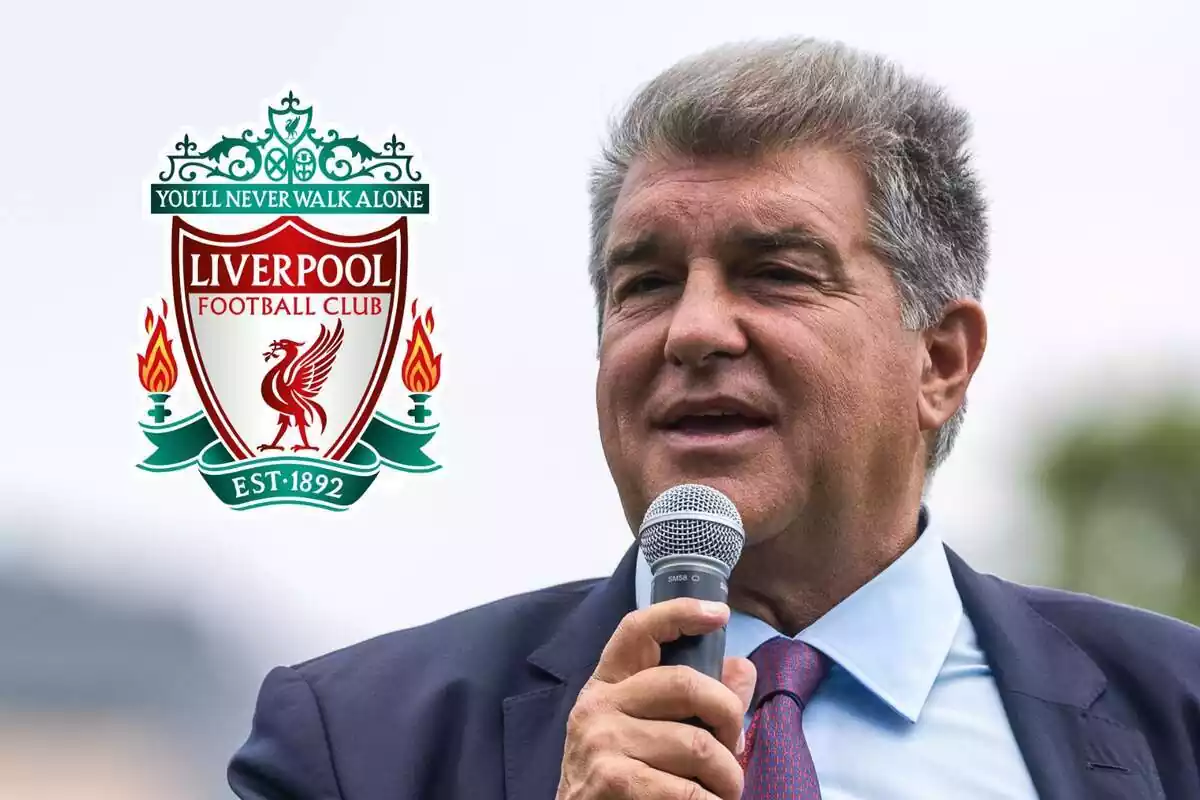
[592,599,730,685]
[613,665,746,756]
[585,758,729,800]
[625,718,745,799]
[562,699,744,799]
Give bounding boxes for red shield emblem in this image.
[171,216,407,462]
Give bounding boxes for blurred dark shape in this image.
[0,552,259,800]
[1034,392,1200,624]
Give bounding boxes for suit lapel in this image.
[502,544,639,800]
[946,548,1165,800]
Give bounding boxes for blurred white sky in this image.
[1,0,1198,671]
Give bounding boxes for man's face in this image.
[596,146,929,544]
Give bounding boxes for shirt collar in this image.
[634,506,962,723]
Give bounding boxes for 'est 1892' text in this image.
[231,469,344,500]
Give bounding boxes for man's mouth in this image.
[664,410,771,435]
[654,397,774,440]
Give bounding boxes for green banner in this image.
[149,183,430,214]
[138,410,440,510]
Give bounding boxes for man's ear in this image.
[918,299,987,432]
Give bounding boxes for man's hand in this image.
[556,598,757,800]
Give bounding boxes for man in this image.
[228,37,1200,799]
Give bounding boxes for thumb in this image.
[722,655,757,710]
[721,656,756,754]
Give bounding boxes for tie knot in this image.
[748,636,829,710]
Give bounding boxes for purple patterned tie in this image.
[739,636,830,799]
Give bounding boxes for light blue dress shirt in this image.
[635,523,1041,799]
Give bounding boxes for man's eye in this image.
[621,274,672,295]
[750,264,811,283]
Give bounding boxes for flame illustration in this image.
[138,299,179,393]
[401,299,442,393]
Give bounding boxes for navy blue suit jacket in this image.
[228,543,1200,799]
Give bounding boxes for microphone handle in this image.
[651,561,729,730]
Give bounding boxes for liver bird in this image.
[258,319,345,453]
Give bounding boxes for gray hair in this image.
[587,36,989,474]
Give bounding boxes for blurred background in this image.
[2,0,1198,796]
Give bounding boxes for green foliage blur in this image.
[1034,392,1200,626]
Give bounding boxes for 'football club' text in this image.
[195,296,383,316]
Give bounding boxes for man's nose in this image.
[663,263,747,368]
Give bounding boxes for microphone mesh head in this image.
[638,484,745,572]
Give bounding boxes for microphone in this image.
[638,484,746,682]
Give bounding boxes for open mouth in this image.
[661,410,772,436]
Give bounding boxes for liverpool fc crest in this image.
[138,92,442,510]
